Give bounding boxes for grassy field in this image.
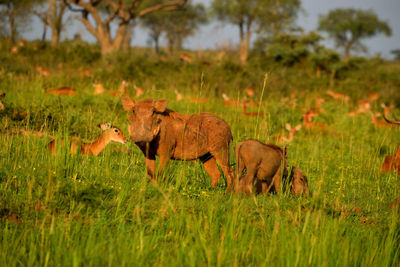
[1,40,400,266]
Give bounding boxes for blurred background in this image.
[1,0,399,60]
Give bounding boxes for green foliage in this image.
[259,32,325,67]
[211,0,300,34]
[318,8,392,57]
[391,49,400,61]
[266,43,308,66]
[141,1,207,54]
[310,47,340,71]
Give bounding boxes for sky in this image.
[25,0,400,59]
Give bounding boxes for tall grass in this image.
[1,40,400,266]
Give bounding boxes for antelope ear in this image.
[154,99,168,113]
[295,124,302,131]
[121,97,135,111]
[285,123,292,131]
[98,122,111,130]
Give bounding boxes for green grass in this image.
[1,40,400,266]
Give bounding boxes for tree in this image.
[34,0,67,47]
[391,49,400,61]
[64,0,186,57]
[163,3,206,55]
[141,9,164,54]
[257,0,300,37]
[0,0,45,43]
[211,0,300,65]
[141,1,206,55]
[318,8,392,58]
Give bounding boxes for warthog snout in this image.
[122,97,167,143]
[288,166,310,196]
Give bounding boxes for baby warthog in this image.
[121,97,235,190]
[286,166,310,195]
[236,139,309,195]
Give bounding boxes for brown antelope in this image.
[179,53,193,64]
[370,112,391,128]
[381,114,400,174]
[134,85,144,98]
[368,92,379,102]
[93,83,105,95]
[45,87,77,96]
[222,93,241,106]
[382,144,400,175]
[0,92,5,110]
[245,88,255,97]
[277,123,301,143]
[174,90,184,101]
[281,92,297,109]
[382,103,392,117]
[302,110,325,129]
[79,68,92,77]
[326,90,349,102]
[315,97,325,112]
[48,123,127,156]
[349,100,371,116]
[11,46,18,53]
[36,66,51,76]
[109,81,128,97]
[242,102,264,117]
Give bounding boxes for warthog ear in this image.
[121,97,135,111]
[154,99,168,113]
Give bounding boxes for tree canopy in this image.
[141,1,206,55]
[318,8,392,58]
[64,0,186,56]
[0,0,46,42]
[211,0,300,64]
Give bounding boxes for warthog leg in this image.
[145,156,156,183]
[213,150,234,191]
[201,157,221,187]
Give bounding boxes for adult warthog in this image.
[121,97,235,190]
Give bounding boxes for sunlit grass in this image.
[1,44,400,265]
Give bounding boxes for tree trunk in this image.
[239,20,252,65]
[51,30,60,47]
[154,35,160,55]
[66,0,185,57]
[316,66,321,78]
[41,19,47,43]
[238,22,246,65]
[98,24,128,56]
[122,22,134,52]
[9,7,16,44]
[345,40,354,58]
[41,1,52,44]
[329,69,336,88]
[167,35,174,56]
[49,0,66,47]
